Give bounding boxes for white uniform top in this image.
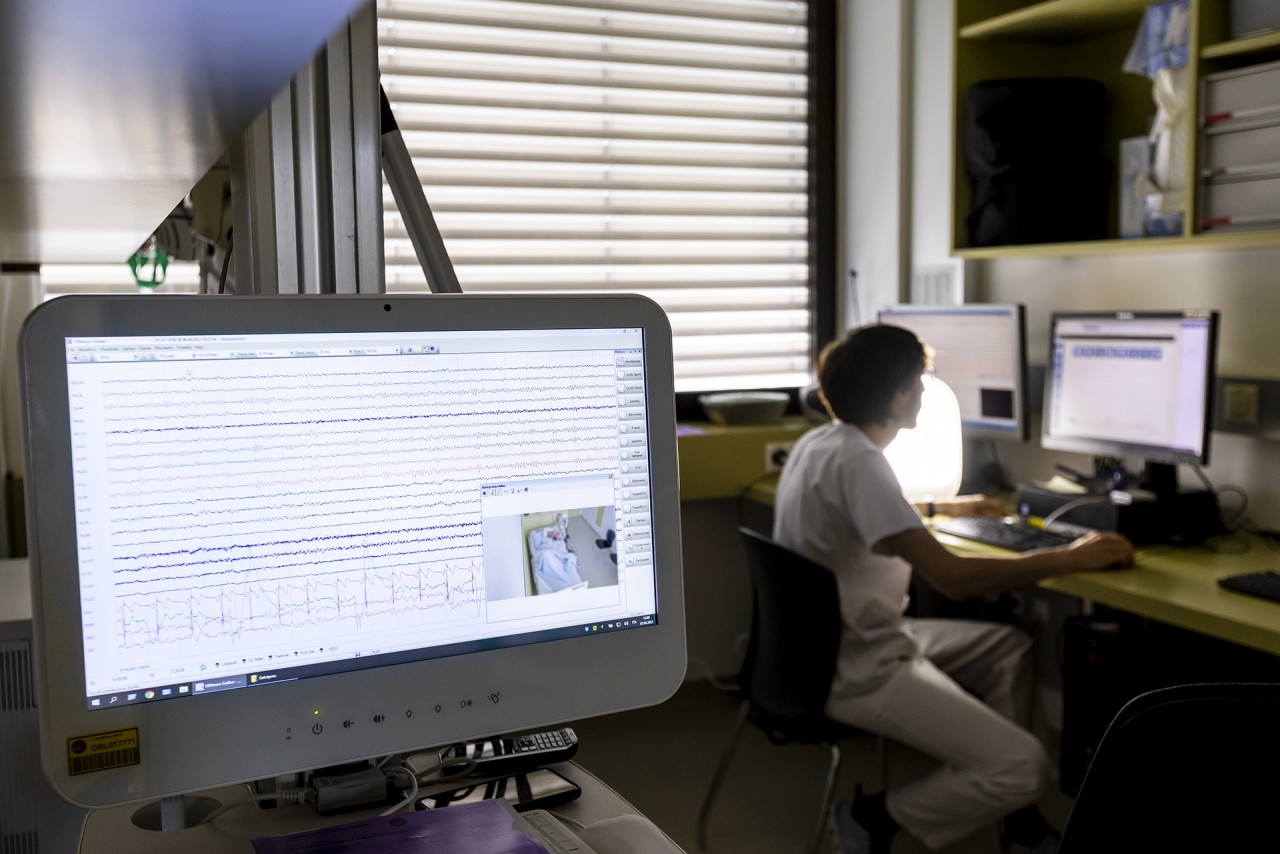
[771,421,924,700]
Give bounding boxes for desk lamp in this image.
[884,373,963,502]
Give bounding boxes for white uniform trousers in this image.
[824,618,1053,850]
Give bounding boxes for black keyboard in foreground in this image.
[932,516,1076,553]
[1218,571,1280,604]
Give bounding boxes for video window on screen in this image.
[479,476,625,609]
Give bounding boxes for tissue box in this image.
[1120,137,1150,238]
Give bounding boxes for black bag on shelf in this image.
[965,77,1112,247]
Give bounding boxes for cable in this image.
[380,762,419,816]
[217,233,234,294]
[1189,463,1216,495]
[686,654,741,693]
[198,787,310,825]
[1041,495,1111,529]
[1215,485,1248,530]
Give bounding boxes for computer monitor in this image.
[19,293,685,811]
[1041,309,1219,492]
[875,303,1030,441]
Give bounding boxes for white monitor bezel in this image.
[20,293,686,809]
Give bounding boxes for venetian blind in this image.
[377,0,814,392]
[42,0,817,393]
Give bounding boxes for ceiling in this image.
[0,0,368,264]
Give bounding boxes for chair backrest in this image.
[737,526,843,737]
[1058,681,1280,852]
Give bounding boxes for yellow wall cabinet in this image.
[952,0,1280,258]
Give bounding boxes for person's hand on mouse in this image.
[1065,530,1135,570]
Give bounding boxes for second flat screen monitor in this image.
[876,304,1029,441]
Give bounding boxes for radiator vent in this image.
[1,641,35,712]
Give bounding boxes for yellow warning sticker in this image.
[67,728,141,776]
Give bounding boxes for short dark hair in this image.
[817,324,926,425]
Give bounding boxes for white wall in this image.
[843,0,910,328]
[846,1,1280,531]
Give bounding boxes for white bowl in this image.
[698,392,790,425]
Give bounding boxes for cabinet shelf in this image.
[954,230,1280,260]
[1202,30,1280,61]
[959,0,1152,43]
[952,0,1280,257]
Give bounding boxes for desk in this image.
[748,475,1280,657]
[931,528,1280,658]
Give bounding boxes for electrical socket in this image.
[1223,381,1260,427]
[764,441,795,473]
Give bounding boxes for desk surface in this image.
[748,477,1280,657]
[938,527,1280,657]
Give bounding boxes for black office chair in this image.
[696,526,884,854]
[1057,682,1280,853]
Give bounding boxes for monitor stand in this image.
[1138,461,1179,501]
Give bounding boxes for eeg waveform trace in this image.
[68,344,627,680]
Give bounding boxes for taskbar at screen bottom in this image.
[85,614,658,711]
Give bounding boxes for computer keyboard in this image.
[1217,571,1280,604]
[932,516,1077,552]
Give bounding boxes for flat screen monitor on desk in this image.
[1041,309,1219,496]
[19,294,685,814]
[875,303,1029,441]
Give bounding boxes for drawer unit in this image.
[1201,120,1280,178]
[1202,60,1280,125]
[1200,174,1280,230]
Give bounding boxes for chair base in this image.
[696,699,887,854]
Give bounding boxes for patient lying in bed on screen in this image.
[529,522,586,594]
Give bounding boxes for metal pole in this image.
[379,86,462,294]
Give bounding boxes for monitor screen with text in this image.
[1042,310,1218,466]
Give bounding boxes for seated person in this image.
[773,323,1133,854]
[529,519,584,594]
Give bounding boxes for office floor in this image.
[570,679,1074,854]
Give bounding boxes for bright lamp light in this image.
[883,373,963,502]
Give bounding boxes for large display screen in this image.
[1042,310,1219,467]
[21,294,685,808]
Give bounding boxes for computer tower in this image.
[1058,615,1144,797]
[0,558,88,854]
[1016,484,1225,547]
